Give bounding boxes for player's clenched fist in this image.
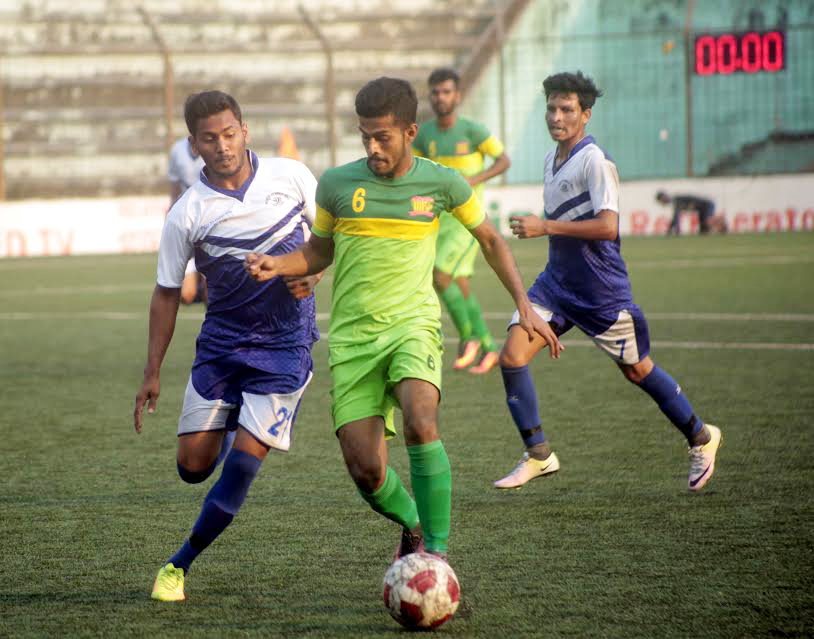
[509,214,548,239]
[245,252,279,281]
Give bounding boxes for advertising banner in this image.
[0,175,811,258]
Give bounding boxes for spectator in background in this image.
[168,137,207,304]
[656,191,727,235]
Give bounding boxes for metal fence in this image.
[484,23,814,183]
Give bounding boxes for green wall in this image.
[464,0,814,182]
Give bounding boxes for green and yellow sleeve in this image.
[313,177,337,238]
[446,170,484,229]
[477,135,505,159]
[312,205,335,238]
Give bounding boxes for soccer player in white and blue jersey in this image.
[167,135,207,304]
[133,91,321,601]
[494,72,722,492]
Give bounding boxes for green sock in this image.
[440,282,473,341]
[466,292,496,352]
[358,466,419,530]
[407,440,451,554]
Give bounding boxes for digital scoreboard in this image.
[694,30,785,75]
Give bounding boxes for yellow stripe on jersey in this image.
[413,148,427,158]
[430,153,488,177]
[452,192,485,229]
[477,135,504,158]
[334,216,440,240]
[312,204,335,237]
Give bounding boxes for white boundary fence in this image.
[0,174,812,258]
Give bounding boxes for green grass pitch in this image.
[1,232,813,638]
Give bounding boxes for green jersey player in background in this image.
[414,68,511,374]
[246,77,561,564]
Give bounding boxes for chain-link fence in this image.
[469,20,814,183]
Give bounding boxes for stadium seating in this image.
[0,0,520,198]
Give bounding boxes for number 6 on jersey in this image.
[352,187,366,212]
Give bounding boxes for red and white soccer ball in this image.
[382,552,461,629]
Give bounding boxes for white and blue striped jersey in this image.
[157,151,319,355]
[530,135,633,314]
[167,137,205,191]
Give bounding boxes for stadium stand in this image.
[0,0,530,199]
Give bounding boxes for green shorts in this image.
[434,213,479,278]
[330,329,443,438]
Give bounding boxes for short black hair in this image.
[184,90,242,136]
[355,77,417,126]
[428,67,460,88]
[542,72,603,110]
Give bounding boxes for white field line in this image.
[3,311,814,323]
[0,252,811,294]
[471,339,814,352]
[1,311,813,351]
[0,252,812,270]
[477,312,814,322]
[629,254,814,268]
[0,284,154,297]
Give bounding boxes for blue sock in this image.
[169,449,262,572]
[500,366,545,447]
[638,366,702,443]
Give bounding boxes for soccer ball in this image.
[382,552,460,629]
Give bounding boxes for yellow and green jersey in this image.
[313,157,484,346]
[413,117,504,201]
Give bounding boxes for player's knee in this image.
[619,357,654,385]
[620,365,646,385]
[176,459,217,484]
[403,415,439,446]
[346,457,384,493]
[499,347,528,369]
[433,269,452,292]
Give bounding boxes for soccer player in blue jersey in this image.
[167,135,207,304]
[494,72,722,492]
[133,91,321,601]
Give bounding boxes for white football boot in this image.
[688,424,722,491]
[493,451,560,489]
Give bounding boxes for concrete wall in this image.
[0,0,494,198]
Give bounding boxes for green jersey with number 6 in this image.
[312,157,484,346]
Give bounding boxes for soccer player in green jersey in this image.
[246,77,562,562]
[414,68,511,374]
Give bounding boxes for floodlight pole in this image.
[138,6,175,156]
[495,5,507,185]
[299,5,337,168]
[0,66,5,200]
[684,0,695,177]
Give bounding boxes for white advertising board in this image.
[0,196,168,258]
[484,174,814,237]
[0,174,811,258]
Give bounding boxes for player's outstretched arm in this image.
[245,235,334,283]
[134,285,181,433]
[509,210,617,240]
[470,219,563,358]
